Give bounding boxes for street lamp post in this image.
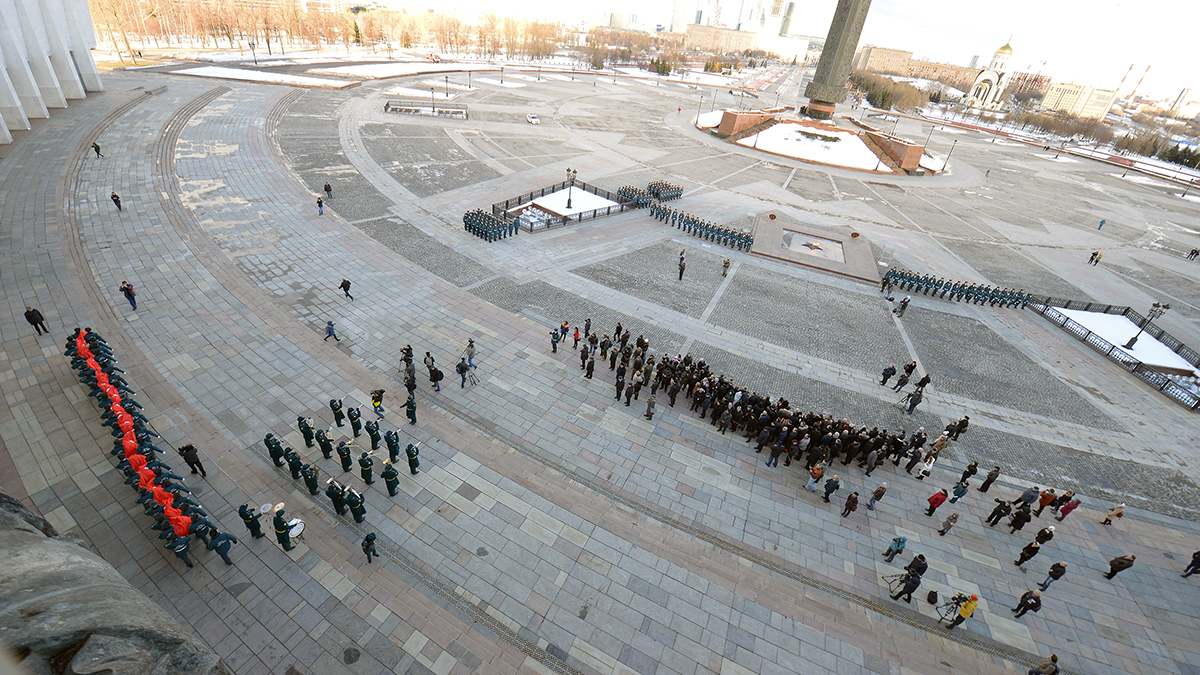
[565,168,578,210]
[696,94,704,124]
[1123,302,1170,350]
[1184,179,1196,198]
[248,41,257,65]
[500,67,503,84]
[430,88,435,115]
[942,139,958,172]
[445,75,449,98]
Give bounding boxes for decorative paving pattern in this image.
[571,241,726,318]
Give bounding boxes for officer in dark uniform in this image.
[381,461,400,496]
[283,446,303,479]
[316,428,334,459]
[327,481,347,515]
[405,443,420,475]
[330,398,345,426]
[359,452,374,484]
[238,504,265,538]
[301,463,320,495]
[365,420,381,451]
[273,509,294,551]
[346,489,366,523]
[165,533,194,568]
[207,528,239,565]
[385,430,400,464]
[265,433,285,466]
[405,397,417,426]
[348,406,362,437]
[298,416,315,448]
[336,441,353,473]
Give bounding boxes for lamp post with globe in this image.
[565,168,578,210]
[1123,302,1170,350]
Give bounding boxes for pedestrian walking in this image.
[324,321,339,341]
[1009,504,1033,532]
[841,492,859,517]
[944,595,978,630]
[111,192,122,211]
[1182,551,1200,577]
[177,444,207,477]
[1034,525,1055,545]
[23,306,49,335]
[822,475,840,503]
[339,278,353,300]
[457,358,470,388]
[1094,252,1103,265]
[938,512,958,536]
[1104,554,1135,579]
[362,533,378,563]
[1015,486,1040,507]
[1054,498,1081,521]
[891,372,910,391]
[894,295,910,317]
[207,528,239,565]
[1098,219,1106,231]
[1010,590,1042,618]
[644,395,656,421]
[465,338,477,368]
[1101,502,1125,526]
[926,489,948,516]
[678,260,686,280]
[978,466,1001,492]
[92,142,103,158]
[118,281,137,310]
[1014,541,1040,567]
[805,462,824,491]
[904,389,923,414]
[317,197,324,215]
[1088,251,1098,264]
[880,365,896,386]
[1028,654,1059,675]
[1034,488,1057,516]
[883,535,906,562]
[1040,562,1068,591]
[324,182,333,199]
[868,483,887,511]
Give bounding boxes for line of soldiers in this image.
[646,180,683,201]
[463,209,519,242]
[67,328,238,569]
[617,185,654,207]
[883,269,1030,308]
[648,203,753,251]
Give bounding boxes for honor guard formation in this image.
[463,209,519,241]
[650,204,754,250]
[646,180,683,201]
[616,185,655,207]
[66,328,238,568]
[882,268,1030,308]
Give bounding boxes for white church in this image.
[964,41,1013,111]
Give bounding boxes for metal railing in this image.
[1031,296,1200,369]
[383,99,468,119]
[1029,302,1200,411]
[491,179,640,231]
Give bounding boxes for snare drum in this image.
[288,519,305,539]
[259,503,273,515]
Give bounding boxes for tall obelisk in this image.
[803,0,873,120]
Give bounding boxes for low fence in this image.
[491,179,640,232]
[1032,297,1200,369]
[1028,300,1200,411]
[384,99,468,120]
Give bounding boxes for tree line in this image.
[849,71,929,111]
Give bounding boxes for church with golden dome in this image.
[964,41,1014,111]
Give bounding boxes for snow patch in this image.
[170,66,354,88]
[1056,308,1198,373]
[532,188,619,216]
[738,123,890,172]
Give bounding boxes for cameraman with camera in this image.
[944,593,978,630]
[890,568,922,603]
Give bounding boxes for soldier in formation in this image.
[463,209,519,241]
[883,268,1029,308]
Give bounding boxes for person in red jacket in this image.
[926,489,948,516]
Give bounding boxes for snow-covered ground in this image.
[738,123,891,172]
[170,66,355,88]
[532,188,618,216]
[696,110,726,128]
[383,87,456,100]
[1057,308,1198,373]
[472,77,525,88]
[312,62,497,79]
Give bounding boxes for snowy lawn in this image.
[738,123,890,172]
[473,77,525,88]
[383,87,456,100]
[532,188,619,216]
[1057,308,1198,373]
[312,62,497,79]
[696,110,726,128]
[170,66,356,88]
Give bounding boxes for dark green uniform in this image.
[207,530,238,565]
[348,407,362,437]
[381,464,400,496]
[405,443,420,475]
[283,447,302,479]
[385,430,400,464]
[238,504,264,538]
[298,416,314,447]
[327,483,347,515]
[316,429,333,459]
[346,491,366,523]
[359,452,374,484]
[405,397,417,426]
[365,420,381,451]
[330,398,345,426]
[336,441,353,472]
[265,434,284,467]
[301,464,320,495]
[273,511,293,551]
[166,534,194,568]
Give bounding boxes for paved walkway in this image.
[1,66,1199,675]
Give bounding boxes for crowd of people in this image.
[67,328,239,569]
[646,180,683,201]
[881,268,1030,308]
[462,209,519,241]
[541,317,1158,638]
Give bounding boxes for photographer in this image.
[890,569,922,603]
[945,594,978,630]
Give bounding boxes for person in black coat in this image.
[24,306,49,335]
[1011,590,1042,618]
[986,499,1012,526]
[177,444,206,477]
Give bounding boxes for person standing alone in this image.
[317,196,324,215]
[24,306,49,335]
[118,281,137,310]
[111,192,122,211]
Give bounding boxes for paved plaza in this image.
[2,62,1200,675]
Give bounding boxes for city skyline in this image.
[390,0,1194,102]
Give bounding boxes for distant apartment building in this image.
[684,25,760,53]
[852,46,911,74]
[906,61,977,90]
[1009,72,1050,96]
[1040,82,1118,119]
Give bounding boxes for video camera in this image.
[948,593,969,606]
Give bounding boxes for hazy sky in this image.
[406,0,1194,101]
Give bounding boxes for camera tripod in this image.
[937,595,967,624]
[881,573,906,593]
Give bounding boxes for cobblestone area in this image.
[939,239,1094,300]
[708,265,912,371]
[571,241,725,318]
[901,306,1122,429]
[354,217,494,288]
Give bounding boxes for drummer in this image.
[273,507,294,551]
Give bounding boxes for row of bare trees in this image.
[87,0,568,61]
